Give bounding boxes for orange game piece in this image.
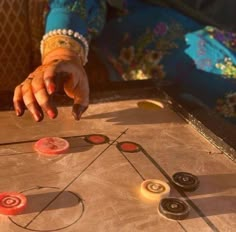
[0,192,27,215]
[34,137,70,155]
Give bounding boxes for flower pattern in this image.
[215,57,236,79]
[206,26,236,51]
[107,21,184,81]
[39,1,236,122]
[154,22,168,36]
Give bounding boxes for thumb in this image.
[67,68,89,120]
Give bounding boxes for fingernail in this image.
[47,109,57,119]
[72,104,88,120]
[34,113,42,122]
[16,109,21,116]
[48,85,56,95]
[44,77,55,95]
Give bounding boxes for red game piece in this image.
[34,137,70,155]
[0,192,27,215]
[117,141,141,153]
[84,134,109,145]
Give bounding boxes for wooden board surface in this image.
[0,98,235,232]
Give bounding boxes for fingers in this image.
[71,68,89,120]
[42,60,63,94]
[13,71,57,121]
[21,79,44,122]
[72,104,88,121]
[13,59,89,121]
[43,65,57,94]
[31,74,57,119]
[54,60,89,120]
[13,85,25,116]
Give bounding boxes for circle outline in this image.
[116,141,142,153]
[8,187,85,232]
[84,134,110,145]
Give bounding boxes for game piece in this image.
[117,141,141,153]
[34,137,70,155]
[137,100,164,110]
[172,172,200,192]
[0,192,27,215]
[84,134,109,145]
[141,179,170,201]
[158,197,190,220]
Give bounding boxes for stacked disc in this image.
[172,172,200,192]
[158,197,190,220]
[0,192,27,215]
[140,179,170,201]
[34,137,70,156]
[141,172,199,220]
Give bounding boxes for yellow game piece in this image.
[137,100,164,110]
[141,179,170,201]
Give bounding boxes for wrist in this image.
[40,29,89,65]
[42,48,82,65]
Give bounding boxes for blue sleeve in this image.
[45,0,107,41]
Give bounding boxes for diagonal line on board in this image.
[118,149,188,232]
[23,129,128,229]
[141,147,220,232]
[0,135,86,147]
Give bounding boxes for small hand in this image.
[13,50,89,122]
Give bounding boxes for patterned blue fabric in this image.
[46,0,106,40]
[46,0,236,123]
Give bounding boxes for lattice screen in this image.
[28,0,48,70]
[0,0,31,91]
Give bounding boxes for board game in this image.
[0,97,235,232]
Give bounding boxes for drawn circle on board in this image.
[172,172,199,192]
[84,134,110,145]
[116,141,141,153]
[158,197,190,220]
[0,192,27,215]
[9,186,85,232]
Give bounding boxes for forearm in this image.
[42,0,107,65]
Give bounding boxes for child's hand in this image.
[13,48,89,122]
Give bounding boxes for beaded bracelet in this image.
[40,29,89,65]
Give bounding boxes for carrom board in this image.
[0,97,235,232]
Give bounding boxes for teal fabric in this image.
[45,0,236,123]
[46,0,106,40]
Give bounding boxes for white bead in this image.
[41,28,89,65]
[62,29,67,35]
[74,32,79,38]
[68,29,73,35]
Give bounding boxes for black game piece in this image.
[172,172,200,192]
[158,197,190,220]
